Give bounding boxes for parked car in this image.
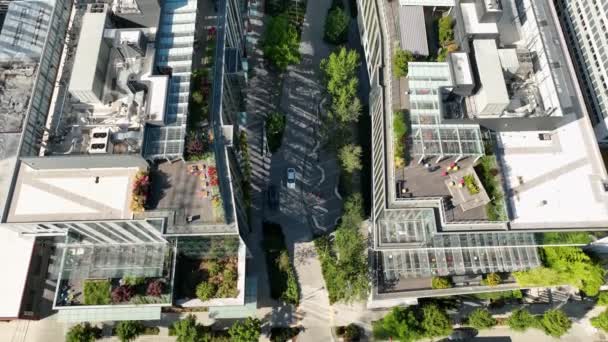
[267,185,279,210]
[286,168,296,189]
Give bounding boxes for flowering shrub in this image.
[130,171,150,212]
[208,166,219,186]
[146,280,164,297]
[111,285,135,303]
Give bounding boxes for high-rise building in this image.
[556,0,608,144]
[358,0,608,308]
[0,0,252,322]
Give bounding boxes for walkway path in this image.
[242,0,341,339]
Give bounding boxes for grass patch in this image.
[474,156,507,221]
[262,222,299,305]
[83,279,111,305]
[393,111,408,168]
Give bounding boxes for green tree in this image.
[262,15,301,71]
[540,309,571,337]
[599,291,608,305]
[169,315,202,342]
[321,47,361,124]
[514,246,605,296]
[592,309,608,332]
[431,277,452,289]
[393,50,413,77]
[315,194,369,303]
[507,309,538,332]
[467,308,497,330]
[265,112,286,153]
[196,282,217,301]
[482,272,502,287]
[438,16,454,46]
[115,321,144,342]
[228,317,262,342]
[373,307,423,342]
[421,304,452,338]
[339,144,362,173]
[66,323,101,342]
[324,6,349,44]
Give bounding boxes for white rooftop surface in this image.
[0,228,35,318]
[499,119,608,228]
[7,164,137,222]
[399,0,454,6]
[68,10,108,93]
[449,52,473,85]
[141,74,169,122]
[461,2,498,35]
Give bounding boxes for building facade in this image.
[556,0,608,143]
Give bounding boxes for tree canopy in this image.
[169,315,202,342]
[592,309,608,332]
[115,321,144,342]
[321,47,362,125]
[324,6,349,44]
[467,308,497,330]
[315,193,369,303]
[514,246,605,296]
[507,309,538,332]
[262,15,301,71]
[393,50,413,77]
[541,309,571,338]
[228,317,262,342]
[338,144,362,174]
[373,304,452,342]
[66,323,101,342]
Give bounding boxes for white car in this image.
[287,168,296,189]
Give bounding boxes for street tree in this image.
[339,144,362,174]
[115,321,144,342]
[421,304,453,338]
[540,309,571,338]
[228,317,262,342]
[262,15,301,71]
[66,323,101,342]
[467,308,497,330]
[324,6,349,44]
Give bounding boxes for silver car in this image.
[287,168,296,189]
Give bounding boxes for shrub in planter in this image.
[146,279,164,297]
[122,275,145,287]
[83,279,111,305]
[431,276,452,289]
[196,282,217,301]
[112,285,135,303]
[482,272,502,287]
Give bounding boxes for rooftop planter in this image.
[60,276,172,307]
[130,171,150,212]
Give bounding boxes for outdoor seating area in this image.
[444,165,490,212]
[149,160,224,226]
[395,157,488,221]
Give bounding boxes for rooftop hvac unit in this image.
[88,127,113,154]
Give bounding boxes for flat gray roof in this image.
[398,6,429,56]
[68,10,108,94]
